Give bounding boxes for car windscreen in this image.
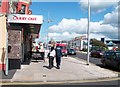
[60,46,67,49]
[70,49,75,51]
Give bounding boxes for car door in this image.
[113,52,120,67]
[105,52,113,66]
[110,52,117,67]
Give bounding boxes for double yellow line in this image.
[1,77,120,86]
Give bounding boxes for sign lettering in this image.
[8,14,43,24]
[13,15,36,21]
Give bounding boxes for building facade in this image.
[0,0,43,70]
[0,0,9,70]
[0,15,7,70]
[68,36,87,51]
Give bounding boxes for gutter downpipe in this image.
[5,14,8,76]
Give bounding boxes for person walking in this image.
[48,46,56,69]
[55,44,62,69]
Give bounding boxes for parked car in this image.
[101,50,120,71]
[67,49,76,55]
[90,49,104,58]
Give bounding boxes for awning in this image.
[8,14,43,24]
[8,14,43,34]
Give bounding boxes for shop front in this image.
[8,14,43,69]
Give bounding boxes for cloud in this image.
[102,5,119,27]
[48,32,80,41]
[49,18,88,34]
[48,18,118,41]
[79,0,118,13]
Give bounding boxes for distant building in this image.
[106,40,120,50]
[68,36,87,50]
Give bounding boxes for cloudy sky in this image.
[30,0,119,42]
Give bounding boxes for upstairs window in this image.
[18,4,26,14]
[21,4,26,14]
[0,0,2,6]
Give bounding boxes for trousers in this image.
[49,56,54,67]
[56,57,61,67]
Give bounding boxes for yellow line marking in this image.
[1,77,120,85]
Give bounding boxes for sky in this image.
[30,0,119,42]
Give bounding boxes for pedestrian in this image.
[39,43,45,62]
[48,46,56,69]
[55,44,62,69]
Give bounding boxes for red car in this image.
[56,43,67,56]
[90,50,104,58]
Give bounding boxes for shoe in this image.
[56,66,60,69]
[48,66,52,69]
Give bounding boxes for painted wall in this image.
[17,1,30,14]
[0,15,7,70]
[0,0,9,14]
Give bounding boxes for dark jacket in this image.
[55,46,62,57]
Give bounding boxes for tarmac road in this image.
[69,51,120,77]
[70,51,102,65]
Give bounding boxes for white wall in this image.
[0,15,6,65]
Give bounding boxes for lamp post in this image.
[45,12,53,49]
[87,0,90,65]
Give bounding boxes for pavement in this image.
[0,56,119,83]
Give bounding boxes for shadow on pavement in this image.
[0,69,16,79]
[21,59,31,65]
[96,64,119,72]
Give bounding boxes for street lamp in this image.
[43,12,53,49]
[87,0,90,65]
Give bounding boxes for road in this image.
[69,51,120,73]
[70,51,102,65]
[1,80,120,87]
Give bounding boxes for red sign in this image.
[13,15,36,21]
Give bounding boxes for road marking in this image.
[1,77,120,85]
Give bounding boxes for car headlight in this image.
[100,53,103,55]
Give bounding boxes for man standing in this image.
[55,44,62,69]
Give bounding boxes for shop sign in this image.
[8,14,43,24]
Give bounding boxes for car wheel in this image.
[103,61,106,67]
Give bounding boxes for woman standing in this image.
[48,46,56,69]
